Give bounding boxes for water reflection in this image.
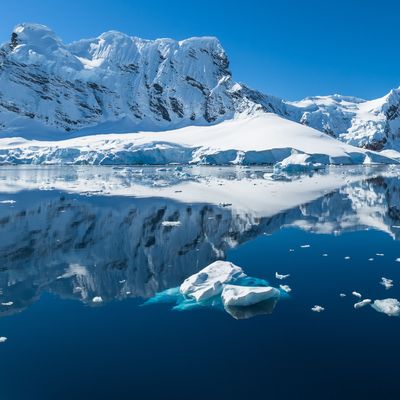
[0,165,399,317]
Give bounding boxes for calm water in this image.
[0,165,399,399]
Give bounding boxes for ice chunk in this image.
[344,256,351,260]
[0,337,7,343]
[0,200,16,204]
[161,220,181,227]
[311,305,325,312]
[352,291,362,298]
[180,261,245,302]
[225,298,278,320]
[380,277,393,290]
[322,253,328,257]
[275,272,290,280]
[300,244,311,248]
[279,284,291,293]
[371,298,400,317]
[92,296,103,303]
[354,299,371,309]
[376,253,384,257]
[339,293,346,297]
[396,258,400,262]
[1,302,13,306]
[221,284,279,307]
[273,153,324,174]
[368,258,374,261]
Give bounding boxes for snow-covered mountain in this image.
[288,91,400,150]
[0,23,400,164]
[0,23,283,138]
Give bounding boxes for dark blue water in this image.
[0,166,399,399]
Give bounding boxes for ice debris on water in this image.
[352,291,362,298]
[1,302,13,306]
[344,256,351,260]
[376,253,384,257]
[311,305,325,312]
[322,253,328,257]
[380,277,393,290]
[0,200,16,204]
[354,299,372,309]
[339,293,346,297]
[371,298,400,317]
[300,244,310,248]
[275,272,290,280]
[0,337,7,343]
[161,220,181,227]
[395,258,400,262]
[92,296,103,303]
[279,284,291,293]
[368,258,374,261]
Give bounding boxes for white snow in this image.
[371,298,400,317]
[0,113,396,166]
[275,272,290,280]
[180,260,245,301]
[221,284,279,307]
[354,299,372,309]
[311,305,325,312]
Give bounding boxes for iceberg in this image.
[352,291,362,298]
[92,296,103,303]
[354,299,372,309]
[275,272,290,280]
[221,284,279,307]
[180,261,245,302]
[311,305,325,312]
[0,337,7,343]
[273,153,324,174]
[371,299,400,317]
[380,277,393,290]
[279,284,292,293]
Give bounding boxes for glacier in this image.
[0,23,400,165]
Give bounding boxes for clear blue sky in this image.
[1,0,399,100]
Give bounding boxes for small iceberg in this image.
[275,272,290,280]
[1,302,13,306]
[339,293,346,298]
[354,299,371,309]
[279,284,292,293]
[380,277,393,290]
[352,291,362,298]
[221,284,279,307]
[161,220,181,227]
[311,305,325,313]
[180,261,245,302]
[92,296,103,303]
[273,153,324,174]
[0,337,7,343]
[371,298,400,317]
[300,244,311,248]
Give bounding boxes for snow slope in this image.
[0,113,394,165]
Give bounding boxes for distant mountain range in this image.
[0,23,399,164]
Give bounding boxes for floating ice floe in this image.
[0,337,7,343]
[300,244,311,248]
[344,256,351,260]
[92,296,103,303]
[289,249,294,252]
[368,258,374,261]
[352,291,362,298]
[180,261,245,302]
[354,299,372,309]
[380,277,393,290]
[339,293,346,297]
[273,153,324,174]
[322,253,328,257]
[279,284,291,293]
[396,258,400,262]
[311,305,325,312]
[275,272,290,280]
[0,200,16,204]
[371,298,400,317]
[119,280,126,284]
[221,285,279,307]
[161,220,181,227]
[376,253,384,257]
[1,302,13,306]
